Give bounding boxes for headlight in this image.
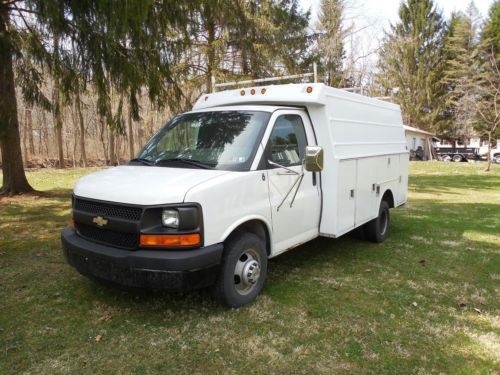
[162,209,179,228]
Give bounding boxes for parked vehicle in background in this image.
[435,146,481,162]
[489,147,500,162]
[61,82,409,307]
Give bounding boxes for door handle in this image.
[278,170,297,175]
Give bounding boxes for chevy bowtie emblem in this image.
[93,216,108,227]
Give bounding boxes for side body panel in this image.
[308,87,408,237]
[183,171,273,249]
[397,154,409,206]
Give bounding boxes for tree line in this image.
[0,0,499,195]
[377,0,499,172]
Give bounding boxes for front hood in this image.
[74,166,230,205]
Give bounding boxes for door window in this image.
[268,115,307,166]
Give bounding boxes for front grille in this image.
[74,198,143,221]
[75,223,139,249]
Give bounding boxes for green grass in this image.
[1,163,499,373]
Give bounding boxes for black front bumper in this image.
[61,227,223,291]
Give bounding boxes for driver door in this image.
[263,110,321,254]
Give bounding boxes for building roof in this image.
[403,125,435,137]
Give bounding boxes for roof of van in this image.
[192,83,400,112]
[189,105,300,113]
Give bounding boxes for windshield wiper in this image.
[155,158,215,169]
[129,158,155,166]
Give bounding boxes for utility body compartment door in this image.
[355,158,378,225]
[262,110,321,255]
[336,159,357,234]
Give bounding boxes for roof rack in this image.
[212,63,318,92]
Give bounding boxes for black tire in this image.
[452,154,463,162]
[364,200,390,243]
[212,232,267,308]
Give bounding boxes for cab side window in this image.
[268,115,307,166]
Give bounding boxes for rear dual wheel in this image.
[364,200,390,243]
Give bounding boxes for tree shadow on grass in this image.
[73,199,498,316]
[2,186,498,315]
[409,173,500,194]
[0,189,73,202]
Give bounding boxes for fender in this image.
[219,215,273,252]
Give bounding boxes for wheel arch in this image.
[381,189,395,208]
[220,217,272,256]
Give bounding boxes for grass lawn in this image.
[1,162,499,373]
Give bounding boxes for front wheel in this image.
[212,232,267,308]
[364,200,390,243]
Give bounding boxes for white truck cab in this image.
[62,83,408,307]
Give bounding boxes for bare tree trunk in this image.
[52,35,65,169]
[115,134,121,165]
[138,119,144,151]
[109,130,116,165]
[22,109,28,167]
[485,132,492,172]
[206,14,215,93]
[75,90,87,167]
[42,111,49,158]
[0,11,33,195]
[71,106,78,167]
[26,108,35,155]
[55,125,64,168]
[99,117,108,164]
[128,105,134,159]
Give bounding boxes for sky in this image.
[298,0,495,76]
[300,0,495,27]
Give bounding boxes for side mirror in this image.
[305,146,324,172]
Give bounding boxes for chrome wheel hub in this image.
[234,249,261,295]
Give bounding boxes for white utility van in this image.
[62,83,408,307]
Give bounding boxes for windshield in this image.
[135,110,271,171]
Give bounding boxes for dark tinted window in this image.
[268,115,307,166]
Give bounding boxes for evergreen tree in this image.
[229,0,310,79]
[317,0,346,86]
[440,4,481,140]
[377,0,446,131]
[475,0,500,171]
[0,0,194,194]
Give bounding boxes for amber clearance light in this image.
[140,234,201,247]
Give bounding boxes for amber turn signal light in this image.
[140,234,201,247]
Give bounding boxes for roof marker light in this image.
[306,86,313,93]
[250,89,256,95]
[261,88,267,94]
[240,90,246,96]
[204,96,209,101]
